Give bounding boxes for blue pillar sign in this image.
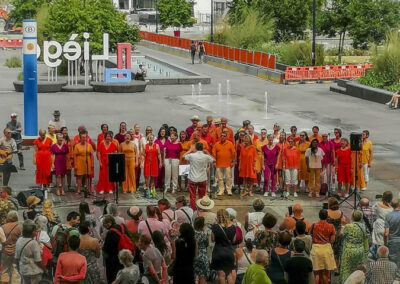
[23,19,38,136]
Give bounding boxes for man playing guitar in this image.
[0,128,17,186]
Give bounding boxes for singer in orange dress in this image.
[96,131,118,194]
[33,129,53,186]
[142,134,162,190]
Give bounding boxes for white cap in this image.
[11,113,17,117]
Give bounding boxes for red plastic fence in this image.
[139,31,372,79]
[0,39,23,48]
[285,65,372,81]
[139,31,278,70]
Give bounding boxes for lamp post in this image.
[312,0,316,66]
[210,0,213,42]
[155,0,158,33]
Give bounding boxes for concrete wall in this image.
[140,40,285,83]
[331,80,393,104]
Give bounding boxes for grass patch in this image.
[5,57,22,68]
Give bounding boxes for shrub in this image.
[17,72,23,81]
[358,30,400,91]
[5,57,22,68]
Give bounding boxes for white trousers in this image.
[362,163,370,183]
[164,158,180,190]
[285,169,298,185]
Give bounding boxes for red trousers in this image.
[189,180,207,210]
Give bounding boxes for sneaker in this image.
[151,187,156,198]
[217,192,224,196]
[361,187,367,191]
[228,192,232,196]
[109,191,113,194]
[146,189,151,198]
[344,193,349,198]
[386,101,392,105]
[285,191,289,197]
[263,192,269,197]
[316,193,320,197]
[99,191,104,194]
[308,192,313,197]
[293,192,298,197]
[271,192,276,197]
[19,166,25,170]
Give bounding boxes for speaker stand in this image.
[114,182,120,205]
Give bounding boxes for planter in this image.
[173,30,181,37]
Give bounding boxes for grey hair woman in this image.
[112,249,140,284]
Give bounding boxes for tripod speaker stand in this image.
[339,133,362,209]
[109,153,125,205]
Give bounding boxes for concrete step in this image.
[330,85,346,94]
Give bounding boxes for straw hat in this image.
[26,195,40,207]
[191,115,200,121]
[214,118,221,124]
[196,195,215,210]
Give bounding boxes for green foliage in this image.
[36,5,48,47]
[217,8,274,50]
[260,41,324,66]
[229,0,322,42]
[43,0,140,52]
[346,0,400,48]
[359,31,400,91]
[157,0,195,30]
[325,48,369,57]
[17,72,23,81]
[9,0,45,26]
[4,56,21,68]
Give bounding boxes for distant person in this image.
[198,42,205,63]
[6,113,24,170]
[134,64,147,81]
[49,110,66,133]
[190,41,197,64]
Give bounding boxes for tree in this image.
[347,0,400,48]
[318,0,351,62]
[43,0,140,53]
[9,0,45,26]
[157,0,195,30]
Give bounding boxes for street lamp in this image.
[312,0,316,66]
[210,0,213,42]
[155,0,158,33]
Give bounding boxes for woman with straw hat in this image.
[194,195,216,228]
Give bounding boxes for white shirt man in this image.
[184,142,214,210]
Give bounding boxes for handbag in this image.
[35,231,53,266]
[354,223,369,252]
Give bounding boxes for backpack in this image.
[110,224,135,255]
[190,44,196,53]
[52,225,73,262]
[199,44,204,53]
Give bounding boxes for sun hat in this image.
[10,113,17,117]
[196,195,215,210]
[26,195,40,207]
[214,118,221,124]
[191,115,200,121]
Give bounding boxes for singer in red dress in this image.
[33,129,53,187]
[335,138,352,198]
[142,134,162,192]
[96,131,118,194]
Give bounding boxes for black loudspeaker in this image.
[350,133,362,151]
[17,187,44,207]
[108,153,125,182]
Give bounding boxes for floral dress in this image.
[194,229,210,278]
[254,229,279,254]
[339,222,366,284]
[77,248,103,284]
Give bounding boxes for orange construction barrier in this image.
[234,48,240,61]
[239,49,247,63]
[268,55,276,69]
[228,48,234,61]
[246,51,253,65]
[320,66,336,80]
[223,46,229,59]
[285,67,303,81]
[217,45,223,57]
[261,53,269,67]
[253,51,262,66]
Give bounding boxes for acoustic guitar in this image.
[0,146,30,164]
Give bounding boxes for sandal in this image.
[76,191,81,195]
[61,191,65,196]
[241,191,248,197]
[56,190,60,196]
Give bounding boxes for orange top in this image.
[239,145,257,178]
[180,141,191,164]
[212,140,236,168]
[214,126,234,142]
[276,142,286,169]
[189,139,209,152]
[309,134,322,142]
[283,146,300,169]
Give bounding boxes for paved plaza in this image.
[0,44,399,248]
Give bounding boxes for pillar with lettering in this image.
[22,19,38,136]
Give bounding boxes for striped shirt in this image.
[365,258,399,284]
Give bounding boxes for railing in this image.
[139,31,276,69]
[0,39,23,48]
[285,64,373,82]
